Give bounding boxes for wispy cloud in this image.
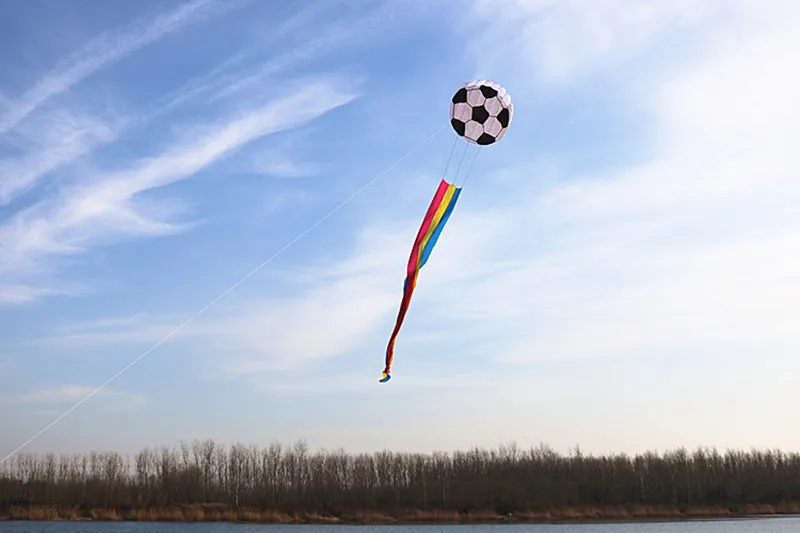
[0,77,359,301]
[2,384,146,408]
[206,2,398,104]
[144,0,402,119]
[0,0,246,207]
[0,0,226,138]
[37,312,187,346]
[0,1,403,308]
[193,270,398,375]
[0,110,120,205]
[435,0,800,370]
[0,283,77,306]
[467,0,729,85]
[205,123,322,179]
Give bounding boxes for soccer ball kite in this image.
[449,80,513,145]
[379,79,513,384]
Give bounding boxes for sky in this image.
[1,0,800,460]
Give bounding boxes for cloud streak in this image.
[0,110,120,205]
[0,77,360,303]
[0,0,243,207]
[0,0,225,138]
[467,0,729,86]
[0,0,380,224]
[2,385,147,410]
[0,283,75,306]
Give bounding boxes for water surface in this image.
[2,518,800,533]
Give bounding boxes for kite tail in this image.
[381,179,461,382]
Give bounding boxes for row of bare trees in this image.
[2,440,800,513]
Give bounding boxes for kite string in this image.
[0,123,448,468]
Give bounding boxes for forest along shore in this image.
[2,440,800,523]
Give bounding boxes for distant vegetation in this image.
[2,440,800,523]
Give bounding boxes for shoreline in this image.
[2,504,800,525]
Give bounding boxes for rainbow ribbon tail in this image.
[379,179,461,386]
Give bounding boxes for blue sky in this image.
[2,0,800,460]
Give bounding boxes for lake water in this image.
[2,519,800,533]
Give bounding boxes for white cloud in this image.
[176,225,412,375]
[0,0,226,137]
[481,231,800,364]
[145,0,403,117]
[440,0,800,369]
[0,283,77,306]
[0,0,437,310]
[2,385,147,409]
[467,0,732,85]
[36,312,187,346]
[0,2,378,209]
[0,109,120,205]
[0,78,359,301]
[206,3,391,104]
[217,128,321,179]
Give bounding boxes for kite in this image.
[380,80,513,383]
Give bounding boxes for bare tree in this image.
[3,440,800,520]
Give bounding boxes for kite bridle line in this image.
[459,145,482,189]
[446,139,482,190]
[0,123,450,468]
[451,140,470,185]
[441,134,458,180]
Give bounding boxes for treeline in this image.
[2,440,800,522]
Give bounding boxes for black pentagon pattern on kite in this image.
[471,105,489,124]
[496,107,510,128]
[479,85,498,99]
[450,118,466,137]
[476,133,496,145]
[452,88,468,104]
[450,81,511,145]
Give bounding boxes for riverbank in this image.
[3,503,800,524]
